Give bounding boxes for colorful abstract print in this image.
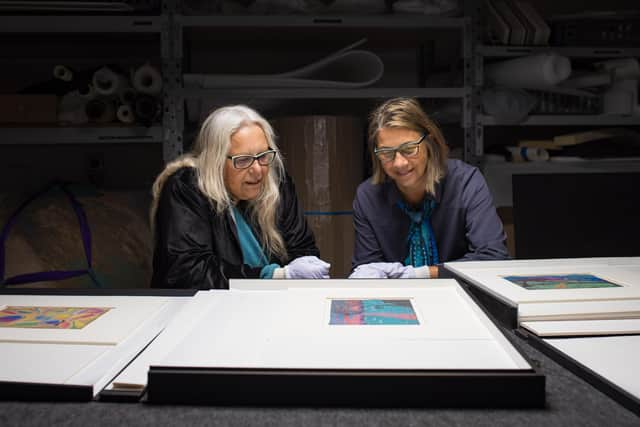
[330,299,419,325]
[0,306,110,329]
[503,274,621,290]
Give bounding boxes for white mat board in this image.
[519,299,640,322]
[0,295,170,345]
[157,280,531,371]
[546,335,640,400]
[445,258,640,305]
[1,296,184,396]
[0,342,109,384]
[522,319,640,337]
[108,291,219,390]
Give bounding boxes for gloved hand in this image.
[285,256,331,279]
[349,262,431,279]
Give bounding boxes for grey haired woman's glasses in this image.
[227,149,278,169]
[374,134,426,163]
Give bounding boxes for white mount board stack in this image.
[445,257,640,335]
[146,279,544,407]
[445,257,640,415]
[0,293,186,400]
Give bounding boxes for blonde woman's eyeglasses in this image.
[374,134,426,163]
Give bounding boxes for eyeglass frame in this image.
[226,148,278,169]
[373,133,427,163]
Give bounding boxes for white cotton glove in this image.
[348,263,388,279]
[349,262,431,279]
[284,256,331,279]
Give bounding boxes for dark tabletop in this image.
[0,328,638,427]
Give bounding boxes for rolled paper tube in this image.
[134,95,159,125]
[562,72,611,89]
[596,58,640,80]
[507,146,549,162]
[85,97,116,123]
[120,87,137,105]
[132,64,163,95]
[486,53,572,89]
[78,84,96,99]
[603,80,638,116]
[58,90,89,124]
[53,65,73,82]
[92,66,127,97]
[116,104,135,124]
[183,48,384,89]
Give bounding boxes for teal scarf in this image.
[397,198,439,267]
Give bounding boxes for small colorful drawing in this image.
[329,299,419,325]
[0,306,111,329]
[502,274,621,290]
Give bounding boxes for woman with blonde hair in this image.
[350,97,508,279]
[151,105,329,289]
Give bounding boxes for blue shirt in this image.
[352,159,509,270]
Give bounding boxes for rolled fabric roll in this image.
[603,79,638,116]
[120,87,137,105]
[85,97,116,123]
[486,53,572,89]
[92,66,127,97]
[78,84,96,99]
[116,104,135,124]
[134,94,159,126]
[132,63,162,95]
[482,87,536,124]
[507,146,550,162]
[58,90,89,124]
[53,65,73,82]
[596,58,640,80]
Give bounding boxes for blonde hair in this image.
[368,97,449,197]
[150,105,287,260]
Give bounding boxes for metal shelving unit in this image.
[478,45,640,58]
[0,126,163,144]
[0,16,164,33]
[177,14,466,29]
[0,11,168,155]
[473,46,640,156]
[175,5,477,163]
[478,114,640,126]
[181,87,469,99]
[0,1,479,164]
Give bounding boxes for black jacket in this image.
[151,167,319,289]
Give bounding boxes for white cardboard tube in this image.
[132,64,162,95]
[486,53,572,89]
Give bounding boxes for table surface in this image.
[0,329,638,427]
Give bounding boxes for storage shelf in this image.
[182,87,468,99]
[178,15,466,29]
[482,158,640,208]
[478,115,640,126]
[0,126,163,144]
[0,16,163,33]
[478,45,640,58]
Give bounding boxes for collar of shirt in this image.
[382,176,444,210]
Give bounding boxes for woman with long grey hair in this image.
[150,105,329,289]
